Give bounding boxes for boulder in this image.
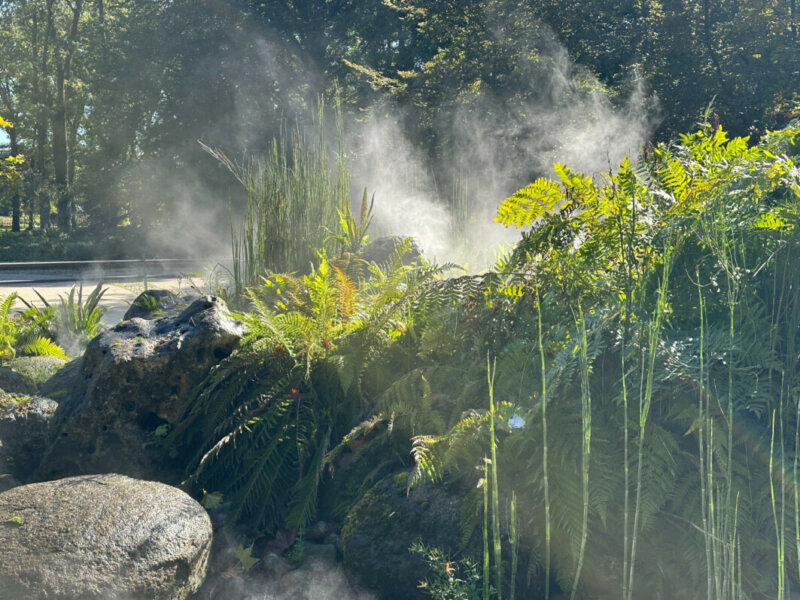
[34,296,244,481]
[37,357,80,400]
[0,473,212,600]
[0,392,57,482]
[124,289,186,321]
[0,366,36,396]
[361,236,423,267]
[342,474,475,600]
[6,356,68,389]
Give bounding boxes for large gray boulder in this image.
[34,296,244,481]
[0,473,212,600]
[361,236,423,267]
[0,392,57,485]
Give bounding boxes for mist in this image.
[84,13,658,270]
[348,38,657,268]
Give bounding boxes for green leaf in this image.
[495,177,564,228]
[201,490,224,510]
[4,515,23,527]
[234,543,260,570]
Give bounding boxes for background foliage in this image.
[0,0,798,243]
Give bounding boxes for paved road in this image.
[0,276,204,325]
[0,259,227,325]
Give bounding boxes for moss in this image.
[342,475,475,600]
[7,357,68,387]
[0,392,30,408]
[340,484,392,543]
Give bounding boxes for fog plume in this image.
[349,42,657,268]
[127,16,658,269]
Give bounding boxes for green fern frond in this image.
[495,178,564,228]
[17,336,67,359]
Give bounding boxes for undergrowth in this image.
[174,118,800,599]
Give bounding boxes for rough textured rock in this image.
[124,289,185,321]
[0,392,57,482]
[342,474,474,600]
[34,296,244,481]
[361,236,423,266]
[0,366,36,395]
[0,473,212,600]
[3,356,68,390]
[37,357,80,399]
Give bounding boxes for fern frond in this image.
[495,178,564,228]
[17,336,67,359]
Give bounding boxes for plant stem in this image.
[697,280,712,600]
[795,393,800,586]
[627,245,672,600]
[510,491,519,600]
[570,313,592,600]
[771,409,784,600]
[536,288,551,600]
[483,455,490,600]
[488,356,502,599]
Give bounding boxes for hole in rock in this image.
[213,347,231,361]
[140,412,169,430]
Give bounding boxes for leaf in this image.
[201,490,224,509]
[4,515,23,527]
[234,544,260,570]
[495,177,564,228]
[753,210,791,230]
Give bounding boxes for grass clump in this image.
[204,98,351,296]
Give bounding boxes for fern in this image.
[174,251,454,532]
[0,293,64,363]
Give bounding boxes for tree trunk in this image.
[38,180,51,231]
[38,0,55,231]
[52,0,83,232]
[26,176,35,230]
[53,59,70,230]
[9,125,21,232]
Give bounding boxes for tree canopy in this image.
[0,0,797,238]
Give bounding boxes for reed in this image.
[488,356,503,599]
[206,98,350,295]
[483,455,491,600]
[697,279,713,599]
[535,287,551,600]
[509,491,519,600]
[569,312,592,600]
[626,243,673,600]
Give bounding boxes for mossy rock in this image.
[6,356,68,389]
[124,289,190,321]
[0,367,36,396]
[0,392,57,482]
[341,474,475,600]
